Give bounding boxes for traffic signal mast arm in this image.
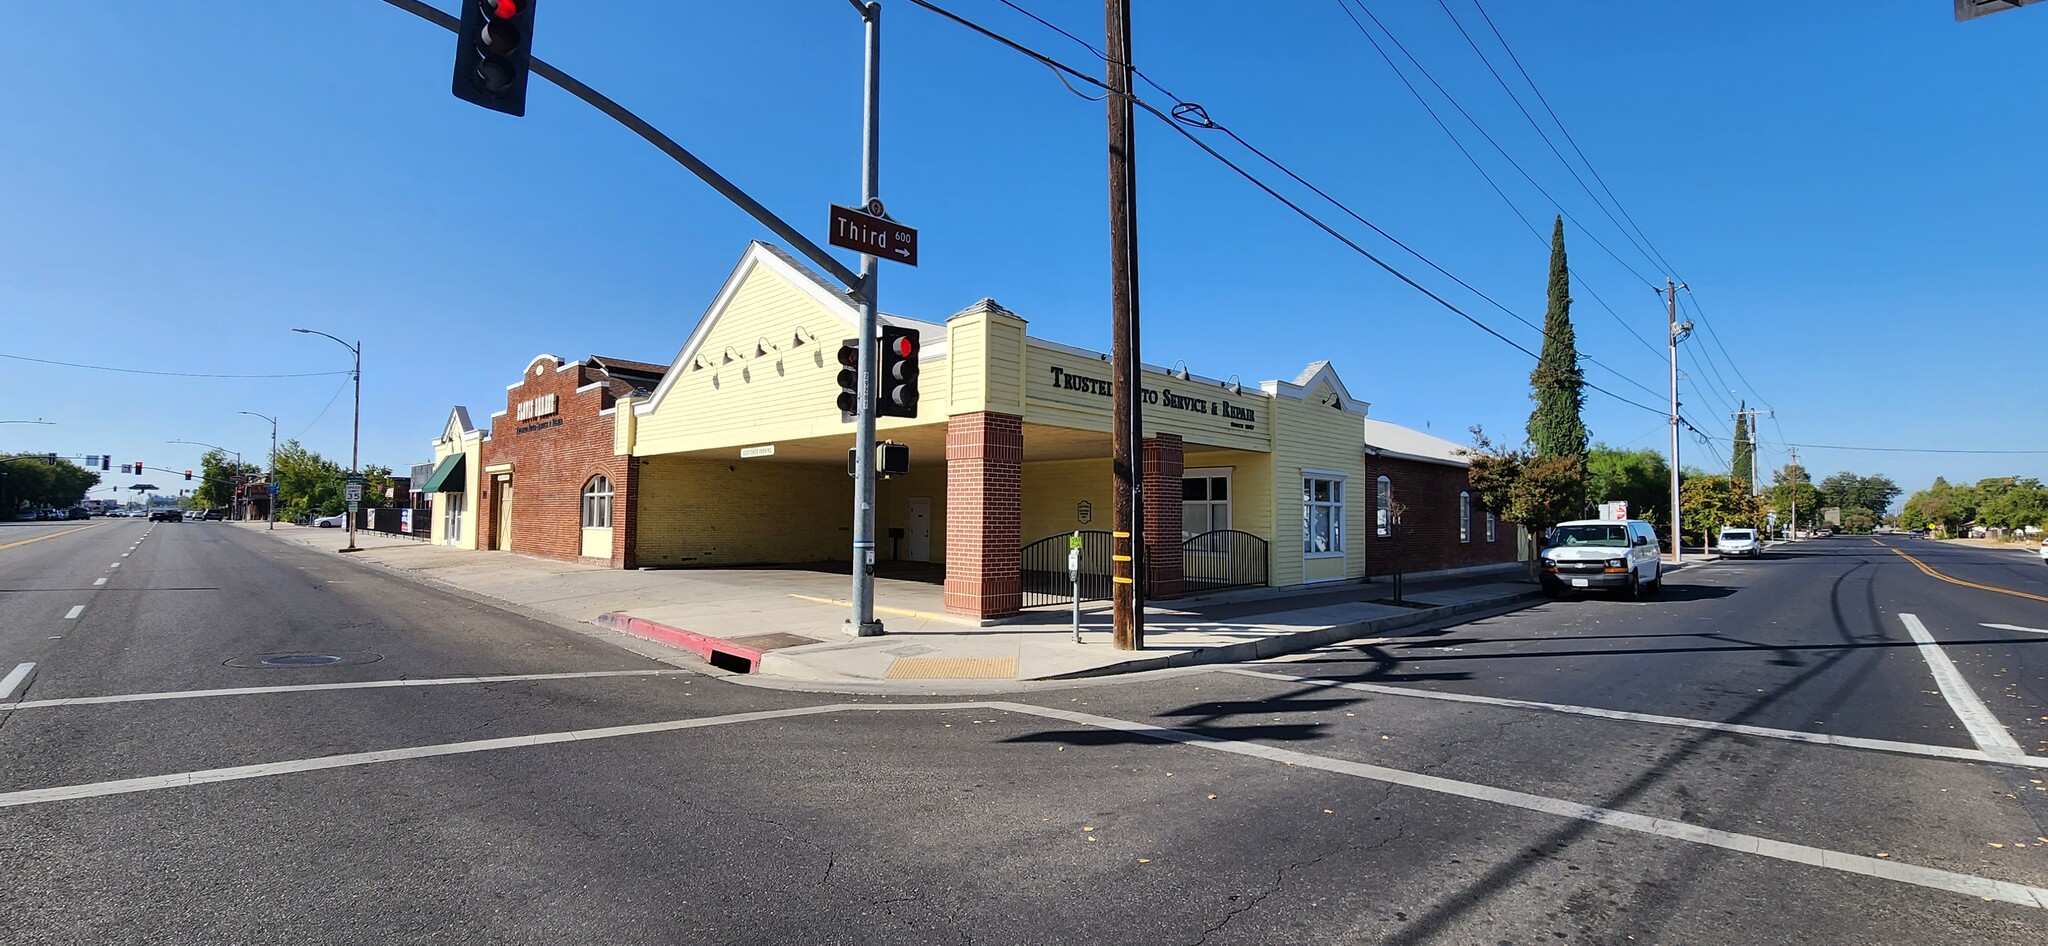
[379,0,867,300]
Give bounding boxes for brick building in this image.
[422,242,1520,620]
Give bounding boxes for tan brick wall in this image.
[633,456,850,566]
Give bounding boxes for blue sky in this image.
[3,1,2043,502]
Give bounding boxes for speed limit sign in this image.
[344,483,363,503]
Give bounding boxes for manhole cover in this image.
[261,654,343,667]
[224,651,383,669]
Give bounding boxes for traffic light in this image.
[184,470,193,481]
[835,338,862,417]
[877,326,920,418]
[452,0,538,117]
[101,456,110,472]
[134,461,143,474]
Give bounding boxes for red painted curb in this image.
[595,612,767,672]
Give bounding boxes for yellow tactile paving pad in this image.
[884,656,1019,679]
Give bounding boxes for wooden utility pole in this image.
[1107,0,1144,650]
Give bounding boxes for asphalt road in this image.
[3,524,2046,944]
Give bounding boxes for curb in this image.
[1039,589,1543,680]
[594,612,779,673]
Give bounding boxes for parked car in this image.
[2038,537,2047,565]
[66,507,90,520]
[12,509,35,521]
[1540,519,1664,599]
[202,508,226,521]
[1717,527,1761,558]
[312,513,347,528]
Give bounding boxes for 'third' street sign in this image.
[829,204,918,267]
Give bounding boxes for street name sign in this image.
[829,203,918,266]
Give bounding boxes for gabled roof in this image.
[1261,361,1369,414]
[1363,418,1470,468]
[635,242,947,416]
[434,405,485,447]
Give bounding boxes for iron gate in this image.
[1021,530,1115,609]
[1181,530,1268,593]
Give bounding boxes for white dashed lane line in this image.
[93,577,106,586]
[1900,613,2025,761]
[63,606,84,620]
[0,663,34,700]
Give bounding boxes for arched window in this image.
[1375,476,1392,537]
[581,475,613,528]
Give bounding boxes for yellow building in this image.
[426,242,1516,619]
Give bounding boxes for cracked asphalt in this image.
[3,523,2047,944]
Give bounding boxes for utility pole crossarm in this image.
[377,0,867,301]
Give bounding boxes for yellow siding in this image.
[1266,380,1368,587]
[634,264,951,457]
[875,466,947,563]
[984,311,1028,416]
[946,315,987,415]
[634,457,850,566]
[1183,448,1278,584]
[1021,458,1115,545]
[612,395,638,456]
[427,436,485,550]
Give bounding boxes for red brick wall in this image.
[944,412,1023,618]
[1361,455,1519,578]
[478,356,635,567]
[1142,434,1184,598]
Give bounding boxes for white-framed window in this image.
[1182,468,1232,545]
[1459,491,1471,543]
[1303,473,1346,556]
[1486,509,1497,542]
[1375,475,1392,537]
[581,474,613,528]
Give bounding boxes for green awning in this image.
[421,454,466,493]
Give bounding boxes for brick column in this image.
[1142,434,1184,599]
[944,412,1024,619]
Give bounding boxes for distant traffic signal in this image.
[835,338,862,417]
[101,456,110,471]
[184,470,193,481]
[877,326,920,418]
[452,0,538,117]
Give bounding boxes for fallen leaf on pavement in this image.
[1875,853,1889,858]
[1137,858,1151,864]
[1207,794,1218,800]
[1989,843,2006,849]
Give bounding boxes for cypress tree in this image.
[1527,216,1588,459]
[1730,401,1754,492]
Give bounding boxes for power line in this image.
[1687,435,2048,456]
[905,0,1673,419]
[0,352,352,380]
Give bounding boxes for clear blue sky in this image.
[3,1,2042,503]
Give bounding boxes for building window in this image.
[1303,475,1345,556]
[1183,469,1231,543]
[581,475,613,528]
[1486,509,1497,542]
[1375,475,1391,537]
[1459,491,1471,544]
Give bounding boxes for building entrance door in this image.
[906,497,931,562]
[492,475,513,551]
[442,492,465,546]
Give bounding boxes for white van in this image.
[1540,519,1663,599]
[1717,526,1761,558]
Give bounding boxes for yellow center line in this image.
[1882,542,2048,604]
[0,522,102,552]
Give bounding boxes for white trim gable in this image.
[1259,361,1369,414]
[636,241,946,416]
[437,406,476,446]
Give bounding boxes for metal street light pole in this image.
[294,328,362,553]
[239,411,278,530]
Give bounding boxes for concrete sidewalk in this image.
[237,522,1540,687]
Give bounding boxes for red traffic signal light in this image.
[877,326,920,418]
[835,338,862,417]
[452,0,538,116]
[184,470,193,481]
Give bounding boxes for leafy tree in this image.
[1817,472,1901,525]
[1729,402,1754,493]
[192,448,261,510]
[1584,444,1669,525]
[272,439,347,522]
[1467,426,1586,581]
[1764,463,1817,536]
[1899,476,1972,535]
[1527,216,1588,460]
[1975,478,2048,532]
[1681,474,1764,548]
[0,455,101,512]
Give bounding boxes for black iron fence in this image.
[1181,529,1268,593]
[1021,530,1116,609]
[353,506,429,538]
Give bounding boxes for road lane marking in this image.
[0,669,692,712]
[109,563,119,568]
[0,663,34,700]
[0,699,2041,910]
[1222,669,2048,770]
[63,605,84,620]
[93,577,106,586]
[0,523,101,552]
[1885,545,2048,603]
[1982,622,2048,635]
[1900,613,2025,761]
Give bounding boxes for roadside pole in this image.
[847,0,885,638]
[1107,0,1145,651]
[1664,279,1690,565]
